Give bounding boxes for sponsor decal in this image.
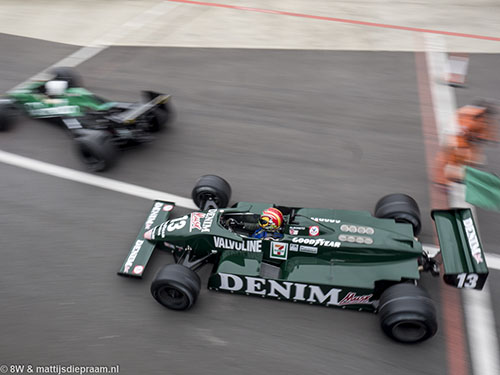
[190,212,206,232]
[340,224,374,235]
[463,218,483,263]
[123,240,144,273]
[338,234,373,245]
[145,202,164,230]
[163,204,174,212]
[290,243,299,252]
[299,245,318,254]
[271,242,288,260]
[338,292,373,305]
[289,226,303,235]
[216,273,373,307]
[292,237,341,248]
[309,226,319,236]
[133,265,144,275]
[311,217,341,224]
[201,209,217,232]
[214,236,262,252]
[27,104,80,117]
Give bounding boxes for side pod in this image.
[432,208,488,290]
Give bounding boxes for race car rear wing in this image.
[108,92,171,125]
[432,208,488,290]
[117,200,175,278]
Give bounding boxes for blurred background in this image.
[0,1,499,374]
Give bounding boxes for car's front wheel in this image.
[192,175,232,209]
[378,283,437,343]
[151,264,201,310]
[0,100,18,132]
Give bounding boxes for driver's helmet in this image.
[45,80,68,96]
[258,207,284,232]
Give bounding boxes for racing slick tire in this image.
[151,264,201,311]
[0,101,17,131]
[74,130,116,172]
[147,106,170,132]
[50,67,83,88]
[374,193,422,236]
[192,175,232,209]
[378,283,437,344]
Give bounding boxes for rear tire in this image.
[151,264,201,310]
[374,193,422,236]
[74,130,116,172]
[378,283,437,343]
[147,106,170,132]
[50,67,83,88]
[192,175,232,209]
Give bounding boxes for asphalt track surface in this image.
[1,33,499,374]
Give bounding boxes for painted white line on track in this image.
[10,1,177,90]
[426,34,500,375]
[0,150,197,209]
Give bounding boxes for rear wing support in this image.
[117,201,175,278]
[431,208,488,290]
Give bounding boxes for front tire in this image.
[151,264,201,310]
[0,101,17,131]
[192,175,232,209]
[378,283,437,343]
[374,193,422,236]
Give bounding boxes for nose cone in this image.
[144,229,153,240]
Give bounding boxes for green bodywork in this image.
[119,201,488,311]
[8,81,115,118]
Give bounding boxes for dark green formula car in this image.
[118,175,488,343]
[0,67,172,171]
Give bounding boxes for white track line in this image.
[10,1,176,90]
[426,34,500,375]
[0,150,197,209]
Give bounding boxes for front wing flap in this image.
[432,208,488,290]
[118,200,175,278]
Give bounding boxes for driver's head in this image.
[259,207,284,232]
[45,80,68,96]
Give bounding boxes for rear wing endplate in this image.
[431,208,488,290]
[117,200,175,278]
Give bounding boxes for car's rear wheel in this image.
[147,105,171,132]
[378,283,437,343]
[50,67,83,88]
[151,264,201,310]
[74,130,116,172]
[374,193,422,236]
[192,175,232,209]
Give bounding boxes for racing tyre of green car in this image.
[374,193,422,236]
[147,106,170,132]
[0,101,17,131]
[378,283,437,343]
[50,67,83,88]
[192,175,232,209]
[151,264,201,310]
[74,130,116,172]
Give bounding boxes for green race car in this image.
[0,67,172,171]
[118,175,488,344]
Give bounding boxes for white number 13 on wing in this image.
[456,273,479,288]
